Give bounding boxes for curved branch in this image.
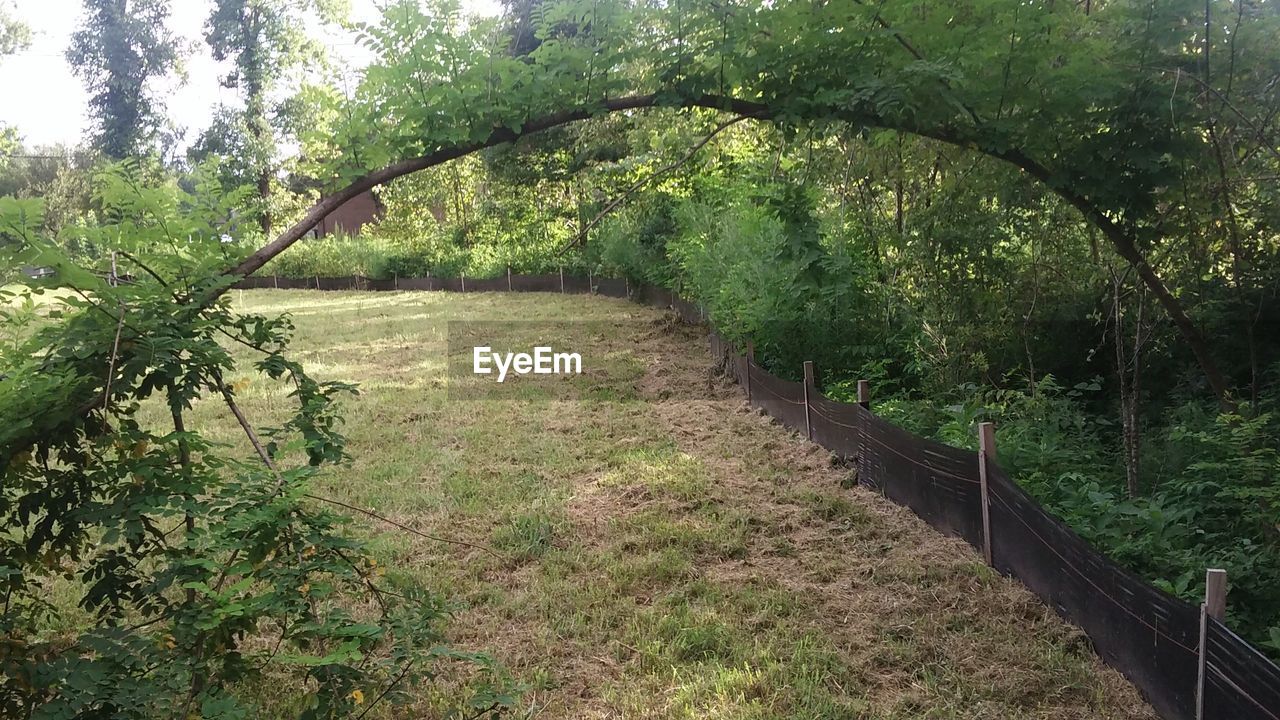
[206,92,1230,409]
[228,94,772,282]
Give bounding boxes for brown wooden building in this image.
[313,190,383,237]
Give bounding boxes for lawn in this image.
[193,289,1155,719]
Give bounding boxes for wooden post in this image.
[588,271,594,294]
[803,361,815,441]
[507,266,512,291]
[1196,568,1228,720]
[559,266,565,293]
[393,273,398,291]
[273,273,278,289]
[745,340,755,404]
[461,271,466,292]
[315,275,320,290]
[977,422,996,566]
[857,379,871,409]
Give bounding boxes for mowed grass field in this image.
[192,289,1155,719]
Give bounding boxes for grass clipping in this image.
[224,290,1155,720]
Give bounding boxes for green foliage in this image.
[0,1,30,57]
[0,165,515,716]
[664,182,902,382]
[67,0,183,159]
[596,194,679,286]
[267,233,396,279]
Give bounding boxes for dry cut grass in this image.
[207,289,1156,719]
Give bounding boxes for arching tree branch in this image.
[205,92,1231,409]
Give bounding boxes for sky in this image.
[0,0,501,150]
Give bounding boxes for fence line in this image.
[234,272,1280,720]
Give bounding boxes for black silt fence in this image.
[732,354,749,388]
[747,364,808,432]
[705,323,1280,720]
[464,276,508,292]
[672,295,703,324]
[808,392,864,459]
[232,273,639,299]
[595,277,629,298]
[232,275,275,289]
[631,282,672,308]
[985,466,1201,719]
[859,413,985,548]
[397,276,433,290]
[564,275,593,294]
[1204,619,1280,719]
[510,273,562,292]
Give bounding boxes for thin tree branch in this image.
[355,660,416,720]
[558,113,756,255]
[301,492,502,559]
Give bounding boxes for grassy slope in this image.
[208,289,1155,719]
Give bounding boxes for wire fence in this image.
[233,272,1280,720]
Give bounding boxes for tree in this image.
[0,166,514,716]
[200,0,342,234]
[67,0,182,159]
[0,1,31,57]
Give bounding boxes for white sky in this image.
[0,0,501,150]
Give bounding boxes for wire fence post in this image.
[393,273,398,291]
[461,271,466,293]
[588,271,594,294]
[977,422,996,566]
[745,340,755,405]
[1196,568,1228,720]
[273,273,278,289]
[857,379,870,409]
[507,266,512,291]
[803,361,815,441]
[559,266,565,293]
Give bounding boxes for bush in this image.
[668,189,902,383]
[266,233,394,278]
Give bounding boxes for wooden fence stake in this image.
[315,275,320,290]
[461,271,466,292]
[559,266,565,293]
[507,266,512,291]
[803,361,815,441]
[393,273,398,291]
[977,422,996,566]
[857,379,871,409]
[273,273,278,289]
[745,340,755,404]
[588,271,593,294]
[1197,568,1228,720]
